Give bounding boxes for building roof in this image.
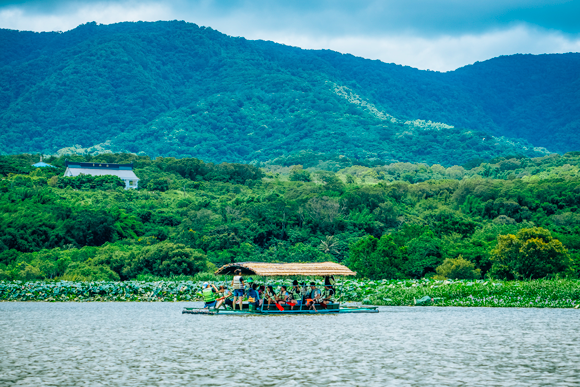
[65,160,134,170]
[32,162,56,168]
[65,168,139,180]
[214,262,356,277]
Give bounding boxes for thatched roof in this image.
[214,262,356,277]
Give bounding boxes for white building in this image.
[64,160,140,189]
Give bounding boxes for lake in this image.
[1,303,579,386]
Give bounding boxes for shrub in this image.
[435,256,481,279]
[61,262,120,281]
[18,263,44,281]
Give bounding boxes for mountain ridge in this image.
[1,21,577,165]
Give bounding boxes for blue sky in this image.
[1,0,579,71]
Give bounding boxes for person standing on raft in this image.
[231,269,245,311]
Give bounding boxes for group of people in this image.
[202,269,336,312]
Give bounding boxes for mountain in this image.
[1,21,578,166]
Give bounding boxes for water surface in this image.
[1,303,579,386]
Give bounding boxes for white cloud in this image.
[0,2,172,32]
[245,25,580,71]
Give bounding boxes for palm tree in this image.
[318,235,338,255]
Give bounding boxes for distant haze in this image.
[1,0,580,71]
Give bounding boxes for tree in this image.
[372,201,400,228]
[319,235,339,255]
[435,256,481,279]
[64,209,116,247]
[289,165,312,182]
[304,197,344,229]
[347,235,406,279]
[147,178,170,192]
[490,227,572,279]
[404,231,443,278]
[122,242,207,278]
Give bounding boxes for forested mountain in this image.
[1,21,578,165]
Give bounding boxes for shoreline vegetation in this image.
[2,279,579,309]
[1,152,580,290]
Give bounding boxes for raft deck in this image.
[183,302,379,315]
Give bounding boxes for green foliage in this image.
[289,165,312,182]
[348,235,406,279]
[61,262,120,281]
[145,178,170,192]
[490,227,573,279]
[0,155,35,176]
[2,151,580,283]
[423,208,479,237]
[435,256,481,280]
[122,242,207,278]
[403,231,443,278]
[58,175,125,190]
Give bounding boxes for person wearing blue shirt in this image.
[247,281,262,308]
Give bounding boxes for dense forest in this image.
[1,21,579,166]
[1,152,578,282]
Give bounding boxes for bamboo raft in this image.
[183,262,380,316]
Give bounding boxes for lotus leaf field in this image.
[1,279,579,308]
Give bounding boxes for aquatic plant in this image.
[1,278,578,308]
[0,280,203,302]
[340,278,580,308]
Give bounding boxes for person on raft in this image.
[276,286,290,305]
[202,282,219,308]
[231,268,245,311]
[324,275,336,290]
[300,282,310,303]
[263,285,276,307]
[306,282,322,312]
[320,285,335,309]
[215,285,233,310]
[247,281,262,308]
[290,280,302,305]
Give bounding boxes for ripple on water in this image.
[0,303,579,386]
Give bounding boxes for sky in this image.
[1,0,579,71]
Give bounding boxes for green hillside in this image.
[3,21,578,165]
[1,152,579,281]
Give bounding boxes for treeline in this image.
[0,153,264,186]
[0,152,579,281]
